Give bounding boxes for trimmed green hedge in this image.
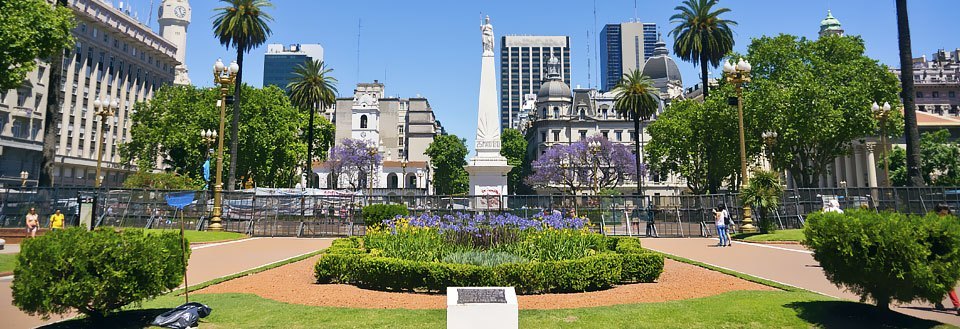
[315,235,663,294]
[361,204,409,228]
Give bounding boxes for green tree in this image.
[425,135,468,195]
[612,70,660,196]
[669,0,736,99]
[500,128,528,194]
[121,85,310,188]
[895,0,925,187]
[0,0,73,90]
[739,169,784,233]
[888,129,960,187]
[287,59,338,187]
[213,0,274,191]
[646,91,743,194]
[745,34,902,188]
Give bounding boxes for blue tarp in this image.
[165,192,195,210]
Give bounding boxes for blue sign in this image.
[165,192,195,210]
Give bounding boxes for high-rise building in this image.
[499,35,570,130]
[601,22,657,92]
[0,0,184,187]
[263,44,324,92]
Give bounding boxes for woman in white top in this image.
[714,205,730,247]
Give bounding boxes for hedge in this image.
[315,235,662,294]
[361,204,409,228]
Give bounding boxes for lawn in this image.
[733,229,805,242]
[42,290,952,329]
[143,229,247,244]
[0,253,16,273]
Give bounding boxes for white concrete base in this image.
[447,287,518,329]
[465,161,511,209]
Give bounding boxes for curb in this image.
[732,239,803,245]
[189,236,251,246]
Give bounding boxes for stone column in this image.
[844,153,856,187]
[826,163,835,188]
[866,144,879,188]
[835,158,845,187]
[853,145,866,188]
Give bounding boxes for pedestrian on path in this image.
[934,203,960,315]
[714,205,730,247]
[49,209,64,230]
[25,208,39,238]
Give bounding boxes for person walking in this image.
[49,209,64,230]
[714,205,729,247]
[25,207,39,238]
[934,203,960,315]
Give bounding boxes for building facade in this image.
[891,49,960,118]
[262,43,324,92]
[600,21,658,92]
[0,0,185,187]
[315,81,441,195]
[499,35,570,131]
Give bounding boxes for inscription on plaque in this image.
[456,288,507,304]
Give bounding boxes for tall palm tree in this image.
[895,0,925,186]
[613,69,660,198]
[669,0,736,99]
[287,60,338,188]
[212,0,274,191]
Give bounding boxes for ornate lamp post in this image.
[588,140,607,235]
[210,59,239,231]
[93,97,118,188]
[723,58,756,232]
[762,131,778,171]
[366,143,378,197]
[872,102,892,187]
[20,171,28,187]
[401,159,408,189]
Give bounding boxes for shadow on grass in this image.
[38,309,168,329]
[787,301,945,329]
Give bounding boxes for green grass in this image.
[733,229,805,242]
[0,253,16,273]
[40,291,953,329]
[143,229,247,244]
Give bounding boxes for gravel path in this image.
[195,255,775,309]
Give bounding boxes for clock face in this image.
[174,6,186,18]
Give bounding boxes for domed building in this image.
[640,35,684,101]
[819,10,844,38]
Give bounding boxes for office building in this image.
[499,35,570,131]
[601,21,657,92]
[0,0,185,187]
[263,43,324,92]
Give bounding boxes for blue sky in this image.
[124,0,959,154]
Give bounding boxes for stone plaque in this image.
[456,288,507,304]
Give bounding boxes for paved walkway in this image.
[641,238,960,326]
[1,237,332,329]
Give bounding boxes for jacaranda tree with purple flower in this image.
[327,138,382,190]
[526,136,639,194]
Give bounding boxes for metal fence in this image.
[1,186,957,238]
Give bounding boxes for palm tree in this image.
[613,69,660,198]
[895,0,925,187]
[287,60,338,188]
[212,0,274,191]
[740,169,784,233]
[669,0,736,99]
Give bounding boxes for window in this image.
[579,130,587,140]
[16,87,30,107]
[933,91,940,98]
[398,126,404,134]
[601,109,608,120]
[399,138,404,146]
[950,91,956,98]
[408,175,417,189]
[630,130,637,141]
[601,130,609,139]
[541,108,546,118]
[553,107,560,119]
[917,92,924,98]
[360,115,368,128]
[552,130,560,142]
[615,131,623,141]
[540,131,547,143]
[578,108,586,120]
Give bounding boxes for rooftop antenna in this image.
[586,30,592,89]
[148,0,155,28]
[634,0,638,22]
[594,0,600,89]
[356,18,362,83]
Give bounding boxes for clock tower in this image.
[158,0,191,85]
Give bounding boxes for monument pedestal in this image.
[447,287,518,329]
[465,152,511,209]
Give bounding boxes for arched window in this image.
[578,108,586,120]
[601,108,608,120]
[407,174,417,188]
[387,173,399,189]
[553,107,560,118]
[541,107,547,118]
[360,115,368,128]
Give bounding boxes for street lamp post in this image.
[20,171,28,187]
[401,159,408,189]
[366,144,378,198]
[872,102,892,187]
[201,129,216,220]
[93,97,117,188]
[210,59,239,231]
[723,58,756,233]
[588,140,606,235]
[762,131,778,171]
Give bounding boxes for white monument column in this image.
[866,144,879,188]
[465,16,512,207]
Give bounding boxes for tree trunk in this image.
[634,115,642,198]
[306,103,315,188]
[228,49,244,191]
[896,0,925,187]
[700,56,710,99]
[38,0,69,187]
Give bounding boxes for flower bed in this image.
[315,213,664,294]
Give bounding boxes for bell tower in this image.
[158,0,191,85]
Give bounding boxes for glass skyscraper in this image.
[499,36,570,130]
[263,44,324,93]
[600,22,658,92]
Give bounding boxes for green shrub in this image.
[503,229,608,261]
[441,251,528,267]
[620,252,664,282]
[611,236,644,254]
[805,210,960,309]
[361,204,409,228]
[12,228,188,319]
[122,171,202,190]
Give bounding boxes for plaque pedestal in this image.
[447,287,518,329]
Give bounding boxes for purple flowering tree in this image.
[327,138,382,190]
[526,136,639,194]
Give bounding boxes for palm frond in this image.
[212,0,274,52]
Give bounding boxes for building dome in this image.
[537,56,572,99]
[819,10,844,37]
[641,36,682,86]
